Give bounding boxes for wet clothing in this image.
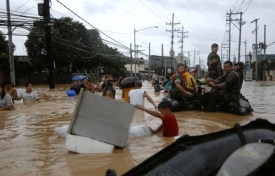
[70,86,80,94]
[0,94,14,110]
[214,70,241,108]
[162,114,179,137]
[207,52,223,79]
[169,72,191,101]
[236,70,244,88]
[18,91,39,104]
[129,89,145,106]
[216,70,241,95]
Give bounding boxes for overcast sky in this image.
[1,0,275,67]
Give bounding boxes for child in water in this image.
[105,87,179,137]
[105,87,116,99]
[136,101,179,137]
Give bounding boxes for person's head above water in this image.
[86,80,94,92]
[4,80,12,90]
[135,80,142,88]
[105,87,116,99]
[25,83,33,92]
[157,101,173,114]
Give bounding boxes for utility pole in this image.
[226,9,232,61]
[6,0,16,86]
[244,40,247,61]
[162,44,165,77]
[237,12,243,62]
[164,51,167,78]
[264,25,266,81]
[226,10,244,62]
[166,13,180,73]
[221,43,229,69]
[251,18,259,80]
[134,45,144,77]
[193,50,199,67]
[44,0,55,89]
[149,43,151,80]
[134,28,136,64]
[187,51,192,68]
[130,43,133,77]
[177,26,188,64]
[264,25,266,61]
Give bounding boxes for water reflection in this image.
[0,81,274,175]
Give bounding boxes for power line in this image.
[242,0,253,13]
[13,0,31,12]
[231,0,240,11]
[56,0,131,51]
[157,0,181,22]
[139,0,167,23]
[147,0,170,21]
[243,0,258,13]
[123,0,158,25]
[50,8,132,35]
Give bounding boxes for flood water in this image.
[0,81,274,176]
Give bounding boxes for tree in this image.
[0,31,15,74]
[25,17,126,76]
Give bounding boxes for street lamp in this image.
[134,26,158,78]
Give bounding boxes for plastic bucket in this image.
[67,90,76,97]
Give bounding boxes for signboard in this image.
[245,68,253,81]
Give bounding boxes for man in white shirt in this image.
[128,80,157,109]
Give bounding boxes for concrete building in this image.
[148,55,178,76]
[175,53,189,66]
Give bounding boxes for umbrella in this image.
[72,75,87,81]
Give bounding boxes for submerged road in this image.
[0,81,274,176]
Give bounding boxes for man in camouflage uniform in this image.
[235,62,244,89]
[169,63,193,101]
[207,43,223,79]
[208,61,240,104]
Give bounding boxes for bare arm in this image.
[175,82,192,95]
[185,85,193,90]
[143,91,157,109]
[136,105,163,120]
[0,106,12,111]
[12,89,18,100]
[115,77,122,87]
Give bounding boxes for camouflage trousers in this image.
[218,91,240,105]
[169,92,193,101]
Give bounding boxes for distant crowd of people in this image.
[1,43,246,139]
[0,81,39,111]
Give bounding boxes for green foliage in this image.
[25,17,126,76]
[251,59,275,80]
[0,31,14,73]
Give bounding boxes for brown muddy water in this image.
[0,81,274,176]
